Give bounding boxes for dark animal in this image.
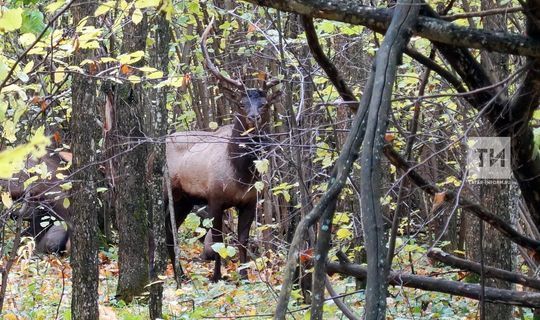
[165,18,280,281]
[1,151,71,254]
[35,224,71,254]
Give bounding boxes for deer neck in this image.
[228,118,264,184]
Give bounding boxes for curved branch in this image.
[301,16,359,111]
[403,47,466,93]
[242,0,540,57]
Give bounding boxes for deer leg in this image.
[165,198,193,280]
[208,202,224,282]
[237,202,256,278]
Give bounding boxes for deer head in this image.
[201,17,281,132]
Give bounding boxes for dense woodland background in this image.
[0,0,540,319]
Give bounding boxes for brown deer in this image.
[165,18,280,281]
[1,151,72,254]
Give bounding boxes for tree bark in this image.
[358,1,419,318]
[114,7,150,302]
[464,1,513,317]
[147,12,171,320]
[70,1,100,318]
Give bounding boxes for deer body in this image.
[165,102,267,281]
[164,18,279,281]
[167,125,257,208]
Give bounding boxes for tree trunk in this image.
[147,12,171,320]
[70,2,100,319]
[114,8,150,302]
[464,1,513,318]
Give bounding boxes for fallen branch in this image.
[427,249,540,290]
[327,262,540,308]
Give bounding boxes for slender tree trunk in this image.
[147,12,171,320]
[114,8,150,302]
[70,2,100,319]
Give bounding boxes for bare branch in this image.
[441,7,522,21]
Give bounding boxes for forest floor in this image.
[1,238,532,320]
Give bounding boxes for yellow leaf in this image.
[19,33,37,46]
[336,228,352,239]
[1,192,13,209]
[46,0,66,13]
[63,197,70,209]
[95,2,114,16]
[208,121,218,130]
[0,127,49,179]
[132,8,143,25]
[2,120,17,143]
[3,313,18,320]
[332,212,350,224]
[117,50,145,65]
[127,75,141,83]
[139,66,157,72]
[60,182,72,191]
[254,159,269,174]
[135,0,160,9]
[254,181,264,192]
[23,60,34,74]
[146,70,163,79]
[0,8,23,33]
[23,175,39,189]
[54,67,65,84]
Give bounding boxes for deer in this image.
[165,17,280,282]
[1,151,72,254]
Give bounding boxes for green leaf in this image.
[21,9,46,35]
[183,212,200,231]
